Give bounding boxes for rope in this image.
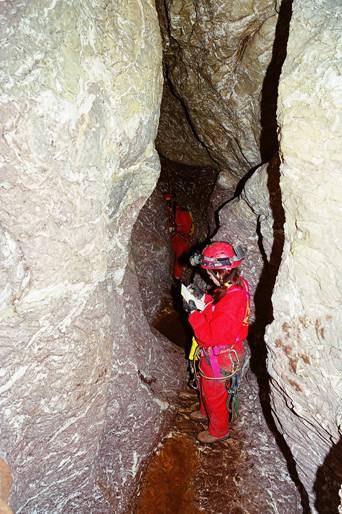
[193,344,248,423]
[194,346,242,381]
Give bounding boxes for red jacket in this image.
[188,278,250,351]
[175,207,193,235]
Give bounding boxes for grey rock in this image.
[212,159,279,321]
[266,1,342,511]
[0,2,183,513]
[156,82,215,167]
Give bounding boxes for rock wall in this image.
[131,187,173,323]
[93,263,182,514]
[266,1,342,511]
[212,158,281,322]
[0,2,182,512]
[156,0,279,174]
[159,1,342,510]
[155,83,215,167]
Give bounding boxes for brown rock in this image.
[0,459,12,514]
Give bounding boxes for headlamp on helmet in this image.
[189,252,202,266]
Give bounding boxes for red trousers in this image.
[199,347,245,438]
[171,233,191,279]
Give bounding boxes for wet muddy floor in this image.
[132,306,303,514]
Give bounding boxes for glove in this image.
[188,283,204,299]
[183,299,197,313]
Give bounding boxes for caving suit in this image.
[188,278,250,438]
[171,207,193,280]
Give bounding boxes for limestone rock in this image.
[131,188,173,323]
[212,159,281,322]
[155,83,215,167]
[157,0,279,174]
[94,265,183,514]
[0,2,182,513]
[266,1,342,511]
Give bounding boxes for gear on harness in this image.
[188,337,199,390]
[195,345,248,423]
[227,347,250,422]
[227,373,241,423]
[197,346,242,381]
[189,337,199,361]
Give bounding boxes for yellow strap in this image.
[189,337,199,360]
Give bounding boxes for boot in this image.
[189,410,207,421]
[197,430,230,444]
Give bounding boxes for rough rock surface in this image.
[0,2,183,513]
[131,157,218,324]
[208,171,239,236]
[156,0,279,174]
[131,187,173,324]
[211,158,282,323]
[92,265,183,514]
[155,83,215,168]
[133,369,302,514]
[266,1,342,512]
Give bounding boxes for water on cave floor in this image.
[132,306,303,514]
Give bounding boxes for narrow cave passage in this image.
[1,1,340,513]
[130,157,303,514]
[129,1,309,513]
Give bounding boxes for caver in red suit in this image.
[188,280,249,438]
[171,206,193,280]
[186,241,250,442]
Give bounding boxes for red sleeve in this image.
[188,289,247,347]
[203,293,213,304]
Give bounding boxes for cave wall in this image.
[265,1,342,511]
[156,0,279,175]
[130,187,173,323]
[212,158,280,322]
[155,82,215,167]
[0,2,182,512]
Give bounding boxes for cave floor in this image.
[132,306,303,514]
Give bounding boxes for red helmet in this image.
[199,241,245,270]
[163,193,172,201]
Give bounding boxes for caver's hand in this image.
[183,299,197,313]
[188,283,204,299]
